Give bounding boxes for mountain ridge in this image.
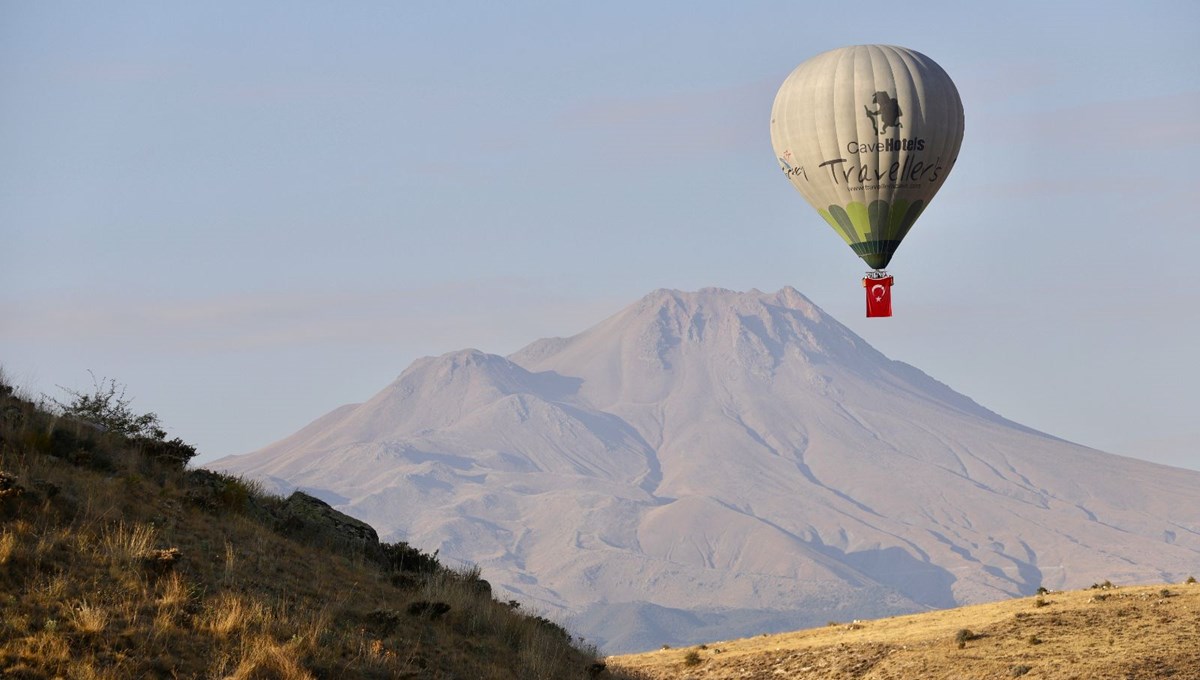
[212,287,1200,653]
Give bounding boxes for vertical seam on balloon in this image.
[930,54,962,213]
[829,46,856,243]
[899,48,940,248]
[869,46,895,257]
[889,47,918,245]
[864,44,883,233]
[926,51,953,205]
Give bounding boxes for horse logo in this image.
[864,91,902,135]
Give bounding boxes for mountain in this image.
[211,287,1200,653]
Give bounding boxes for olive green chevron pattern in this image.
[817,199,926,270]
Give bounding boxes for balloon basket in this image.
[863,271,893,318]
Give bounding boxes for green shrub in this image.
[378,540,441,574]
[49,373,196,466]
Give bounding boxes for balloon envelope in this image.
[770,45,964,270]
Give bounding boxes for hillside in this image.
[214,287,1200,653]
[607,581,1200,679]
[0,377,616,679]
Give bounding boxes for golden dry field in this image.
[608,582,1200,680]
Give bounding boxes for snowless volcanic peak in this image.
[214,287,1200,654]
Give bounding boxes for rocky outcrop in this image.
[277,490,380,554]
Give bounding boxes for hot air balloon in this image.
[770,45,964,317]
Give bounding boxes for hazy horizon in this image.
[3,1,1197,470]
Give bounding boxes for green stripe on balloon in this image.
[850,240,903,269]
[868,200,891,241]
[893,199,925,243]
[844,202,871,241]
[822,206,857,245]
[885,199,909,242]
[823,199,925,268]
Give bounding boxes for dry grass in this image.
[608,582,1200,679]
[68,599,110,635]
[223,634,315,680]
[0,528,16,565]
[0,375,617,679]
[197,591,265,638]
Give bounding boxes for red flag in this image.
[864,275,894,317]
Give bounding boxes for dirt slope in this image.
[608,582,1200,679]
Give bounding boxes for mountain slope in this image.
[0,376,608,679]
[607,582,1200,680]
[213,287,1200,653]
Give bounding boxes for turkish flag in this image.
[864,276,894,317]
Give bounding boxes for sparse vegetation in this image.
[683,649,702,667]
[47,372,197,466]
[1186,575,1196,585]
[0,371,613,679]
[610,582,1200,679]
[1034,596,1049,608]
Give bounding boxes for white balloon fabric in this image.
[770,45,964,270]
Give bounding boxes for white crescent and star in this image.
[871,284,887,302]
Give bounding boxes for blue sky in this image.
[3,1,1198,469]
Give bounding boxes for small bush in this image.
[683,650,702,667]
[1186,576,1196,585]
[1035,586,1049,595]
[49,373,196,466]
[406,600,451,619]
[1034,597,1049,608]
[1159,589,1172,598]
[955,628,978,648]
[378,540,441,574]
[1011,664,1032,677]
[1027,635,1042,645]
[51,374,165,439]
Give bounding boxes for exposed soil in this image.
[608,583,1200,680]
